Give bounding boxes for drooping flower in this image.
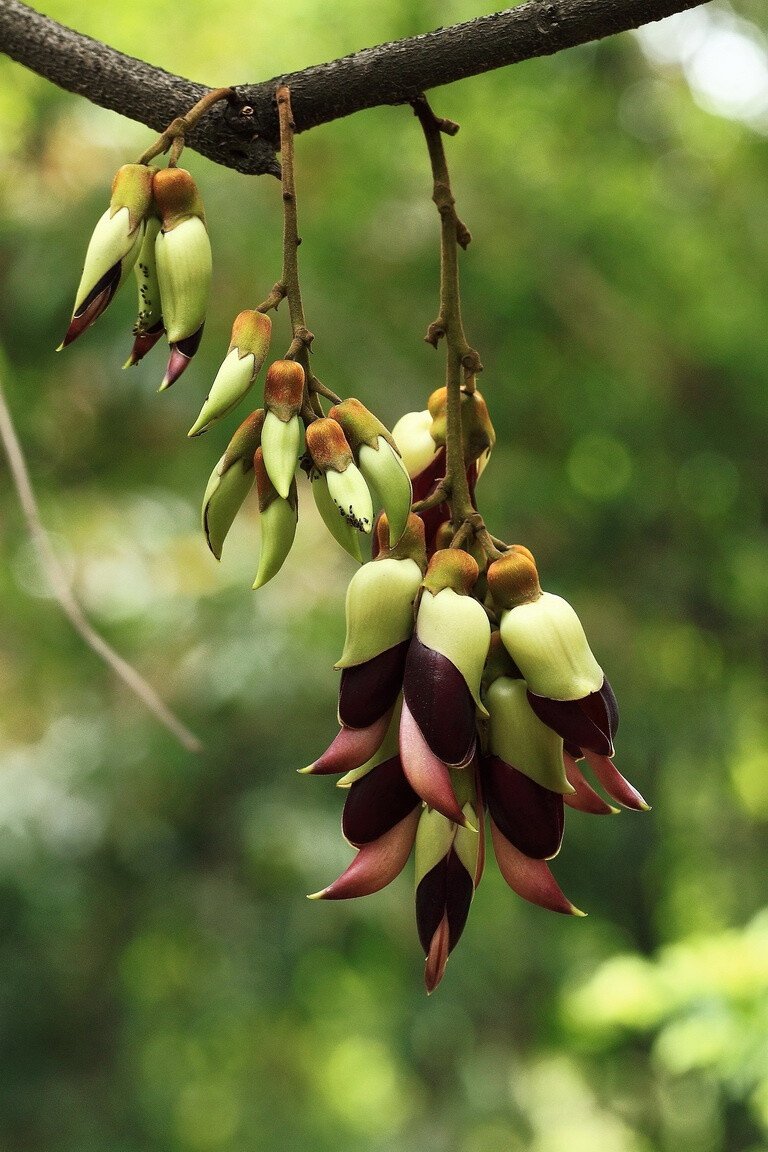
[153,167,212,389]
[304,515,427,776]
[329,398,412,546]
[201,409,264,560]
[60,163,155,349]
[306,417,374,533]
[189,310,272,436]
[260,360,305,499]
[124,215,165,368]
[400,548,490,825]
[252,448,298,589]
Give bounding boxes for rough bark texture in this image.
[0,0,706,175]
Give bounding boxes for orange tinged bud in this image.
[305,418,354,473]
[487,551,542,611]
[264,359,305,421]
[375,512,427,571]
[329,397,395,454]
[423,548,479,597]
[152,167,205,230]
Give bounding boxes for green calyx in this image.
[328,398,397,455]
[110,163,156,233]
[202,453,254,561]
[499,591,604,701]
[335,556,423,668]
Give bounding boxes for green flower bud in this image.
[499,592,604,701]
[200,410,264,560]
[155,215,211,345]
[335,556,423,669]
[306,418,373,532]
[358,438,412,546]
[261,410,302,500]
[252,450,298,589]
[189,311,272,436]
[202,453,254,562]
[311,469,363,564]
[486,676,572,794]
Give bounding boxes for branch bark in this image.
[1,0,706,175]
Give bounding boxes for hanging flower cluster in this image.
[59,163,212,388]
[303,394,649,991]
[57,86,649,994]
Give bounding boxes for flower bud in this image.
[189,311,272,436]
[486,676,571,793]
[201,410,264,560]
[487,549,542,611]
[335,556,423,669]
[499,592,604,701]
[60,164,155,349]
[375,513,428,570]
[252,449,298,589]
[311,469,363,564]
[329,399,413,546]
[261,360,305,498]
[306,418,373,533]
[153,168,211,389]
[417,550,490,711]
[124,215,164,368]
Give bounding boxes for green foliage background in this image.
[1,2,768,1148]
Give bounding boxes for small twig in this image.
[0,353,203,754]
[256,281,287,313]
[136,86,235,166]
[412,480,449,515]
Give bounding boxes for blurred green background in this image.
[2,1,768,1148]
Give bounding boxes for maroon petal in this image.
[342,754,420,847]
[473,759,486,887]
[338,641,409,729]
[60,262,121,348]
[483,755,564,859]
[527,681,616,757]
[310,808,420,899]
[303,707,394,775]
[563,753,617,815]
[399,699,468,826]
[584,752,650,812]
[160,324,205,390]
[412,447,446,502]
[125,319,165,367]
[404,637,476,767]
[424,913,450,994]
[490,820,584,915]
[415,849,474,955]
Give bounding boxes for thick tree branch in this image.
[1,0,706,175]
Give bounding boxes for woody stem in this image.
[413,95,483,532]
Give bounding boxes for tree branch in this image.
[1,0,706,175]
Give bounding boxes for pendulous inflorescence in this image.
[56,84,649,993]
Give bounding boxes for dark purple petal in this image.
[60,262,121,347]
[584,752,650,812]
[404,637,476,767]
[416,856,447,953]
[310,809,420,899]
[338,641,409,729]
[342,755,420,847]
[161,324,205,389]
[304,708,393,775]
[125,319,165,367]
[412,446,446,502]
[482,755,564,859]
[563,753,617,815]
[527,680,616,757]
[399,699,468,826]
[490,820,584,915]
[416,849,474,958]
